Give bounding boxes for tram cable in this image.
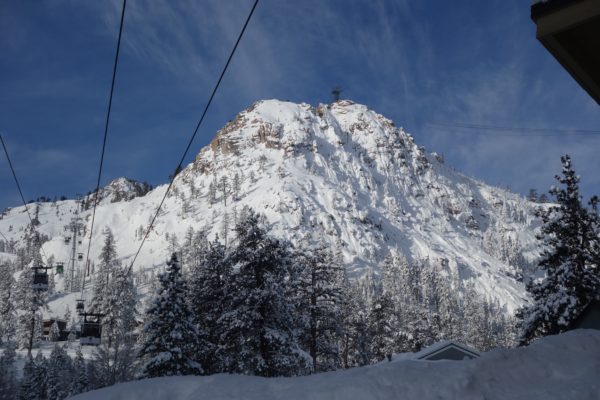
[0,133,50,265]
[126,0,260,277]
[80,0,127,309]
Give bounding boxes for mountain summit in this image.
[0,99,541,311]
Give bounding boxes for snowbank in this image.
[71,330,600,400]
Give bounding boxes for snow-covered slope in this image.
[70,330,600,400]
[0,99,542,313]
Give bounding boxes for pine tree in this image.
[188,237,229,374]
[94,265,137,385]
[102,265,137,348]
[0,263,17,344]
[232,172,241,201]
[339,279,371,368]
[17,356,36,400]
[0,341,17,400]
[219,176,229,206]
[138,253,202,378]
[379,252,413,352]
[85,359,101,391]
[295,244,344,372]
[527,188,538,203]
[49,321,60,342]
[70,348,89,396]
[32,352,48,400]
[14,267,46,354]
[369,292,396,362]
[181,227,195,274]
[219,208,310,377]
[208,179,217,205]
[221,212,230,247]
[90,228,117,313]
[46,344,72,400]
[518,155,600,345]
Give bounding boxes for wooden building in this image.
[42,318,68,341]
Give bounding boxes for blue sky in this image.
[2,0,599,211]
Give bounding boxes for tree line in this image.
[2,154,599,399]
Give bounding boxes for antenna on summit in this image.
[331,86,342,102]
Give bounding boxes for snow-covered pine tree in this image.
[294,243,344,372]
[460,281,487,348]
[191,230,209,268]
[49,321,60,342]
[14,267,46,354]
[232,172,241,201]
[46,344,73,400]
[219,176,229,206]
[219,208,310,377]
[221,211,230,247]
[167,234,180,259]
[517,155,600,345]
[138,253,202,378]
[181,227,195,274]
[188,237,229,374]
[62,306,71,340]
[368,292,396,362]
[0,262,17,344]
[17,356,36,400]
[339,279,371,368]
[32,352,48,400]
[379,251,413,352]
[85,359,101,391]
[0,341,17,400]
[90,228,117,313]
[70,348,89,396]
[208,179,217,205]
[94,265,137,386]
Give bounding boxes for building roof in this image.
[413,340,480,361]
[531,0,586,20]
[569,300,600,330]
[530,0,600,105]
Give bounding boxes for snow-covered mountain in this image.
[0,99,542,313]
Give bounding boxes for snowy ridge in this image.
[0,99,542,314]
[92,177,151,204]
[69,330,600,400]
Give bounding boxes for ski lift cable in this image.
[81,0,128,304]
[427,122,600,136]
[0,133,50,264]
[125,0,260,278]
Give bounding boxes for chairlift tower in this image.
[65,217,85,292]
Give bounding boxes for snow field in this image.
[70,330,600,400]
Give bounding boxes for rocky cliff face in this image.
[0,99,542,312]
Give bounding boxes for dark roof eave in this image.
[531,0,586,21]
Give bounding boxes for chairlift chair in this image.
[55,263,64,274]
[78,253,83,261]
[80,312,103,346]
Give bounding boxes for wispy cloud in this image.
[2,0,599,210]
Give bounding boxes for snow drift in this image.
[70,330,600,400]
